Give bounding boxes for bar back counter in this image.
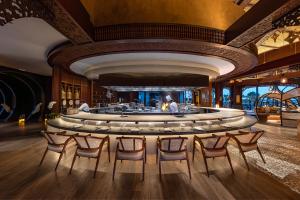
[47,107,257,153]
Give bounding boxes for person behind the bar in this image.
[78,101,90,112]
[166,95,178,113]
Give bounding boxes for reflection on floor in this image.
[0,123,299,199]
[0,122,42,139]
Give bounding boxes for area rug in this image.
[229,124,300,194]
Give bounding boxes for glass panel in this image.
[242,86,257,111]
[185,90,192,103]
[212,88,216,107]
[222,87,231,108]
[278,85,296,92]
[258,86,272,97]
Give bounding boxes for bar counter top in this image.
[47,108,257,135]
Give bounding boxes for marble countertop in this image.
[47,108,257,135]
[60,108,245,122]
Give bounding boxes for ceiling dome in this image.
[80,0,245,30]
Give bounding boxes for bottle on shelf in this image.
[67,86,72,99]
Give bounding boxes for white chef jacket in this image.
[79,103,90,112]
[169,102,179,113]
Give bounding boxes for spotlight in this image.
[280,77,287,84]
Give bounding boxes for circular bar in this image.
[47,107,257,135]
[47,107,257,153]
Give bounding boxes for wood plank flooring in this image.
[0,124,300,199]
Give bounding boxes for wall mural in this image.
[0,79,15,121]
[0,68,50,122]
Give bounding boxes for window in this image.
[242,85,298,111]
[212,88,216,107]
[278,85,296,93]
[185,90,193,103]
[242,86,257,111]
[222,87,231,108]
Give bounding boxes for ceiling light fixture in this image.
[280,76,287,84]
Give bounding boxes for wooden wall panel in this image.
[51,66,61,113]
[92,80,118,106]
[258,42,300,64]
[51,66,91,112]
[199,88,210,107]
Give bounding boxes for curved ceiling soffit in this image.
[76,60,221,74]
[48,39,258,80]
[70,54,234,78]
[84,65,220,80]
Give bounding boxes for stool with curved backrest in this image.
[227,127,265,170]
[113,136,146,181]
[193,134,233,177]
[69,134,110,178]
[39,130,73,170]
[157,136,191,180]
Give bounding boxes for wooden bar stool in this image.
[157,136,191,180]
[69,134,110,178]
[193,134,233,176]
[113,136,146,181]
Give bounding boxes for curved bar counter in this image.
[47,107,257,152]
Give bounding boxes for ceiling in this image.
[70,52,235,80]
[256,26,300,54]
[0,18,68,76]
[80,0,245,30]
[232,0,261,12]
[0,0,296,81]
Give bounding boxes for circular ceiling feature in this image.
[80,0,244,30]
[48,39,258,80]
[70,52,235,79]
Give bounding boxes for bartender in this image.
[166,95,178,113]
[79,101,90,112]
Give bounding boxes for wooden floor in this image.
[0,124,300,199]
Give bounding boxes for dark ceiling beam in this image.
[225,0,300,48]
[236,0,252,8]
[41,0,94,44]
[55,0,94,40]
